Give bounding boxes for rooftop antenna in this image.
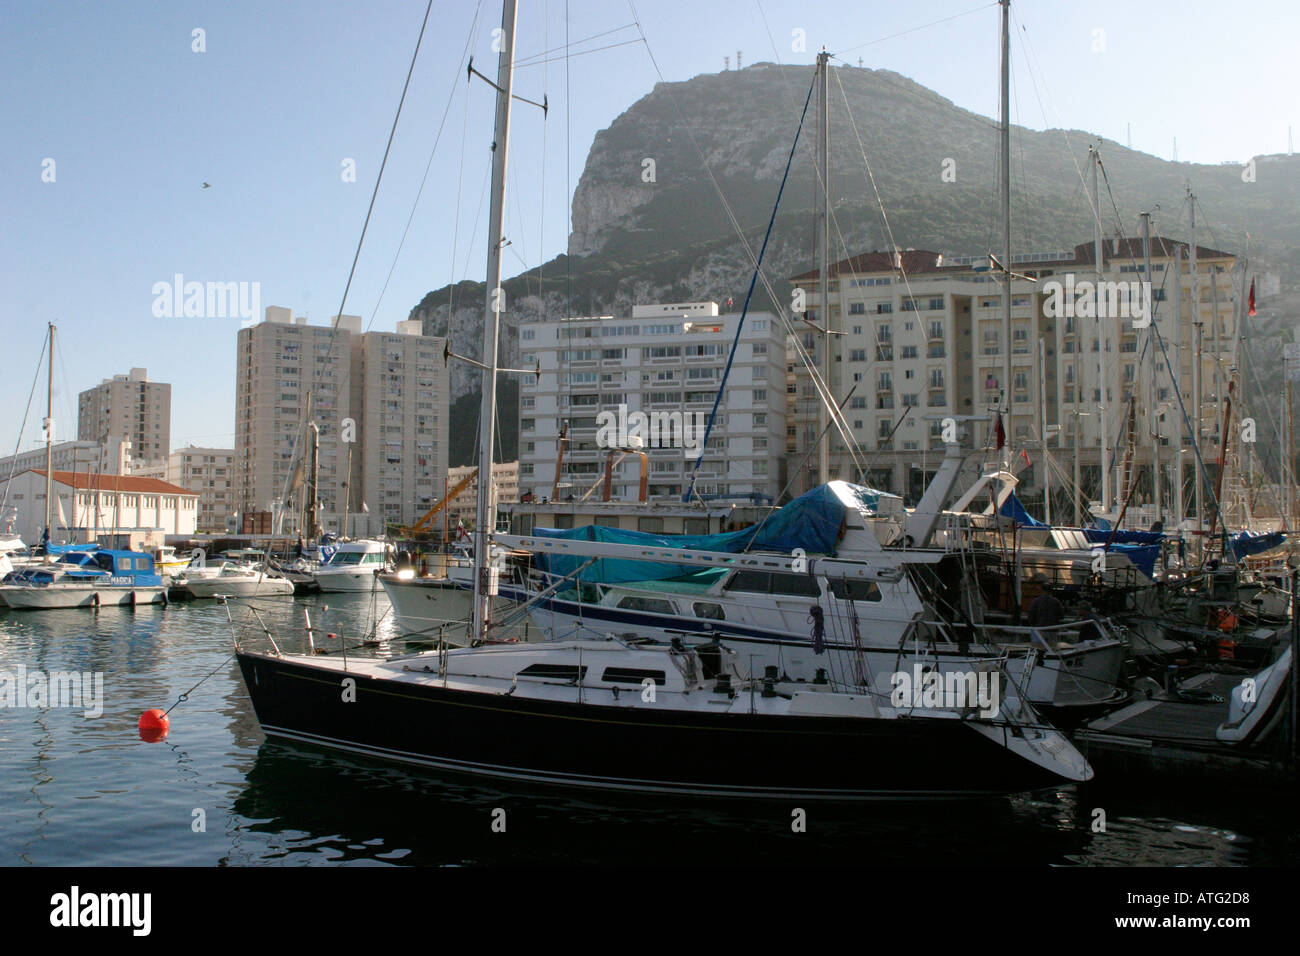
[724,55,729,70]
[1289,126,1294,155]
[1173,136,1178,162]
[1127,123,1132,149]
[736,50,742,69]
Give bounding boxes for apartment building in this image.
[518,302,787,503]
[133,446,235,533]
[788,238,1238,510]
[354,320,450,537]
[77,368,171,469]
[235,307,363,533]
[234,308,448,536]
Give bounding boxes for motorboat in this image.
[175,562,295,599]
[0,548,166,609]
[311,539,392,592]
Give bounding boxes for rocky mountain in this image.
[414,62,1300,467]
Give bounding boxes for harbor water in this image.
[0,594,1294,867]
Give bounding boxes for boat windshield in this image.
[327,551,382,566]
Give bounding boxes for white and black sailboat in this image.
[235,0,1092,798]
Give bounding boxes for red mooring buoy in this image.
[138,708,170,743]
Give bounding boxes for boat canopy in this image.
[998,492,1047,528]
[532,481,896,585]
[1229,530,1287,560]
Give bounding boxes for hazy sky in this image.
[2,0,1296,457]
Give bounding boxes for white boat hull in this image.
[379,574,513,638]
[180,575,295,599]
[313,569,386,592]
[0,584,167,610]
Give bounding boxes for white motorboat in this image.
[176,562,295,598]
[312,539,392,592]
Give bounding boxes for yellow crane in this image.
[398,468,478,537]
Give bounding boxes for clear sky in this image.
[2,0,1296,458]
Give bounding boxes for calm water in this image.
[0,593,1294,867]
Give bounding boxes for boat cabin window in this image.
[693,602,725,620]
[724,570,821,597]
[517,663,587,681]
[135,558,150,571]
[95,554,115,573]
[828,578,883,602]
[601,667,666,686]
[617,595,677,615]
[117,557,132,573]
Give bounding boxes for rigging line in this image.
[514,37,643,68]
[830,2,998,57]
[312,0,436,412]
[0,334,49,518]
[625,2,856,476]
[684,68,819,504]
[365,0,484,334]
[512,22,638,65]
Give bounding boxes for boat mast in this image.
[43,322,54,552]
[1189,186,1203,550]
[472,0,518,640]
[998,0,1011,475]
[1141,212,1160,524]
[815,49,831,485]
[1038,336,1051,524]
[1091,146,1108,518]
[1172,243,1185,529]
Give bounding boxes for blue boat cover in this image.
[998,492,1048,528]
[1230,530,1287,560]
[532,481,882,584]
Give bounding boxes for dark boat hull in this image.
[236,652,1070,800]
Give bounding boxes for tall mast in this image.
[1038,336,1051,524]
[998,0,1011,472]
[1189,188,1203,545]
[1091,146,1108,516]
[1172,244,1185,528]
[1141,212,1160,524]
[472,0,518,640]
[815,49,831,485]
[44,322,54,551]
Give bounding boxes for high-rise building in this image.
[354,320,450,536]
[235,307,363,533]
[77,368,171,469]
[234,308,449,536]
[518,302,787,504]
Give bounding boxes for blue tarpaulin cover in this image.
[1229,530,1287,560]
[998,492,1048,528]
[532,481,884,584]
[1082,528,1165,546]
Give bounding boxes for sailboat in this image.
[235,0,1092,797]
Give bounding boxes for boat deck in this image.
[1072,671,1294,784]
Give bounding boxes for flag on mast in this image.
[1020,448,1031,467]
[994,414,1006,450]
[1248,279,1257,316]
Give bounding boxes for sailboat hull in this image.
[236,651,1077,800]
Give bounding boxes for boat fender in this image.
[808,605,826,655]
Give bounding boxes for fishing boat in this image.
[0,548,166,609]
[311,539,392,592]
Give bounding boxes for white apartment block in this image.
[0,469,197,548]
[354,320,450,537]
[788,239,1238,509]
[77,368,171,468]
[445,460,519,529]
[134,446,235,533]
[234,308,449,537]
[519,302,787,503]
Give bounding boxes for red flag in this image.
[1248,279,1256,316]
[1020,448,1031,467]
[994,414,1005,450]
